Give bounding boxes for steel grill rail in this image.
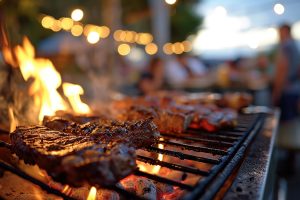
[0,113,265,200]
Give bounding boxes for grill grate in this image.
[0,113,265,200]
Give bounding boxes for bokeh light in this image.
[165,0,177,5]
[163,43,173,55]
[100,26,110,38]
[273,3,285,15]
[145,43,158,55]
[83,24,95,36]
[172,42,184,54]
[87,31,100,44]
[71,9,84,21]
[60,17,74,30]
[182,41,192,52]
[118,44,131,56]
[113,30,123,41]
[137,33,153,45]
[51,20,62,32]
[41,16,55,29]
[125,31,136,43]
[71,24,83,36]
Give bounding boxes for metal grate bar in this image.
[183,114,264,200]
[182,132,239,143]
[137,155,209,176]
[0,161,77,200]
[187,129,243,138]
[159,140,228,155]
[106,185,147,200]
[215,130,245,136]
[145,146,220,164]
[134,170,193,190]
[0,161,144,200]
[161,133,234,148]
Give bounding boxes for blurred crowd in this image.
[135,24,300,123]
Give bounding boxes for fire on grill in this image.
[0,37,264,200]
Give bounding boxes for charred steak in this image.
[10,119,160,187]
[120,106,193,134]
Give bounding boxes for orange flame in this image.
[87,186,97,200]
[138,138,164,174]
[151,139,164,174]
[13,37,68,121]
[3,37,91,121]
[8,106,17,132]
[63,82,90,114]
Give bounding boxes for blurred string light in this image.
[173,42,184,54]
[118,44,131,56]
[71,8,84,21]
[163,41,192,55]
[51,20,62,32]
[273,3,285,15]
[87,31,100,44]
[71,24,83,36]
[136,33,153,45]
[145,43,158,55]
[41,16,55,28]
[165,0,177,5]
[60,17,74,30]
[40,14,191,55]
[83,25,110,38]
[163,43,173,55]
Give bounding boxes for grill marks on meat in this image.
[10,119,160,187]
[114,96,238,133]
[188,105,238,132]
[43,118,160,149]
[120,106,193,133]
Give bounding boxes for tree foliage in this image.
[170,0,202,42]
[0,0,202,44]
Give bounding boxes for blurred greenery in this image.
[0,0,202,45]
[170,0,202,42]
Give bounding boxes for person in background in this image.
[273,23,300,121]
[256,54,274,84]
[138,57,164,94]
[274,23,300,181]
[176,54,207,77]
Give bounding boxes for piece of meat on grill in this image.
[120,106,193,133]
[43,118,160,148]
[10,119,160,187]
[189,108,238,132]
[10,126,135,187]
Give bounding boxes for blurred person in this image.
[164,56,189,85]
[165,54,208,87]
[274,24,300,181]
[177,54,207,77]
[273,23,300,121]
[256,54,274,83]
[217,58,242,88]
[138,57,164,94]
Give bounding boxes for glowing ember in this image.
[63,82,90,114]
[62,185,72,196]
[151,142,164,174]
[86,186,97,200]
[138,138,165,174]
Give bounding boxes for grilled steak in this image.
[119,106,193,133]
[43,118,160,148]
[189,108,238,132]
[10,119,160,187]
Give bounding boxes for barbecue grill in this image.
[0,111,276,200]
